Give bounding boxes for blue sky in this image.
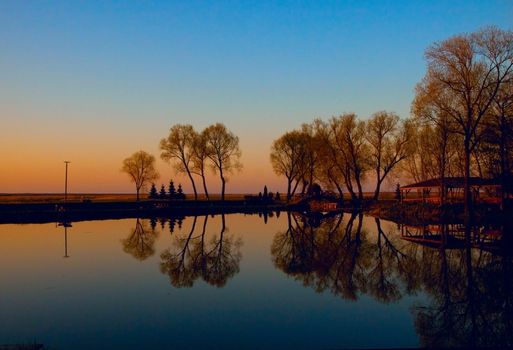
[0,1,511,193]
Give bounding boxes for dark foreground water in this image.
[0,213,511,349]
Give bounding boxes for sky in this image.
[0,0,512,194]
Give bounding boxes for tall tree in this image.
[330,114,370,201]
[191,130,212,200]
[366,111,412,200]
[203,123,242,200]
[415,26,513,218]
[121,150,159,201]
[159,124,199,200]
[270,130,307,201]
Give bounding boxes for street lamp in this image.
[64,161,71,203]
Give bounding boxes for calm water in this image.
[0,213,511,349]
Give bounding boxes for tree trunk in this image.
[287,179,292,202]
[355,171,364,201]
[343,168,357,201]
[373,178,382,201]
[334,182,344,203]
[201,170,209,201]
[464,138,472,222]
[186,169,198,200]
[136,188,140,201]
[220,168,226,201]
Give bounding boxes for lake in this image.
[0,212,511,349]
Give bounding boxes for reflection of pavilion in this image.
[400,223,504,253]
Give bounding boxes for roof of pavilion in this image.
[401,177,501,190]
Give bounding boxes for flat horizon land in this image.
[0,192,397,204]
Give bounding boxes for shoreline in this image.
[0,198,509,225]
[0,200,292,224]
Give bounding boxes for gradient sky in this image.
[1,1,512,194]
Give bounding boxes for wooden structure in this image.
[400,177,502,204]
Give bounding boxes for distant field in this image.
[0,193,251,204]
[0,192,396,204]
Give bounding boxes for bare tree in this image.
[121,150,159,201]
[159,124,199,200]
[191,130,212,200]
[416,26,513,218]
[366,111,412,200]
[476,80,513,201]
[270,130,307,201]
[330,114,370,201]
[203,123,242,201]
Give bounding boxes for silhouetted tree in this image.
[177,184,185,200]
[121,150,160,201]
[366,111,412,200]
[159,184,167,199]
[414,26,513,219]
[275,192,281,201]
[160,124,198,200]
[149,183,158,199]
[263,185,268,200]
[168,180,176,199]
[191,130,212,200]
[204,123,242,201]
[270,130,308,201]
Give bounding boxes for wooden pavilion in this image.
[400,177,502,204]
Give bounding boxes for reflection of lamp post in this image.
[58,222,72,258]
[64,161,70,203]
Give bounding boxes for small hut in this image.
[400,177,502,204]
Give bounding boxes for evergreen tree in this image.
[159,184,167,199]
[275,192,281,201]
[168,180,176,199]
[263,185,268,200]
[150,217,157,231]
[169,219,175,235]
[149,183,158,199]
[258,192,263,201]
[177,184,185,200]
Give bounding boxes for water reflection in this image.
[406,228,513,348]
[272,212,414,302]
[159,214,243,288]
[57,222,72,258]
[271,213,513,347]
[32,213,513,348]
[122,218,159,261]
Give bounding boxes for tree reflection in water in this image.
[122,218,159,261]
[272,213,513,347]
[272,212,415,302]
[160,214,242,288]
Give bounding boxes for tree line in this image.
[271,26,513,217]
[270,111,412,201]
[122,123,242,201]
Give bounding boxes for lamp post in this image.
[64,161,70,203]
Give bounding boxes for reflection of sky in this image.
[0,214,423,349]
[1,1,512,194]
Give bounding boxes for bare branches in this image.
[121,150,159,201]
